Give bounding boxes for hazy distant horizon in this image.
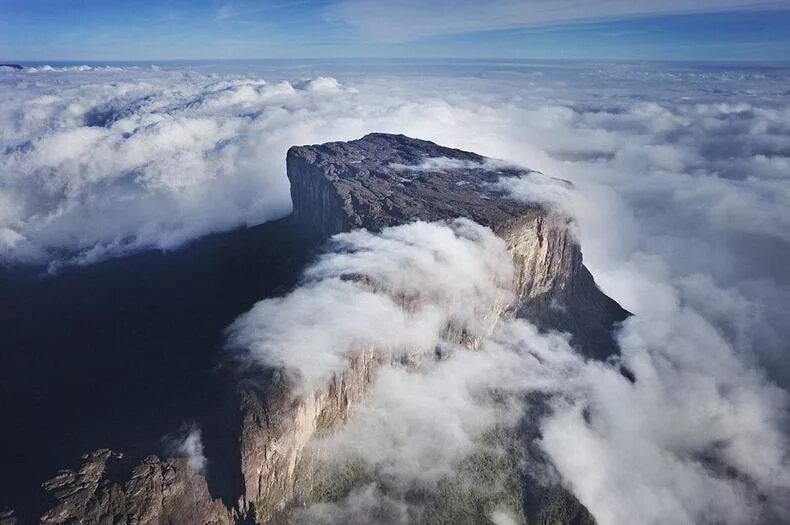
[3,0,790,61]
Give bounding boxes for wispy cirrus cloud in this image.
[327,0,790,42]
[216,0,314,21]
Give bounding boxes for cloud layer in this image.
[228,217,790,524]
[3,60,790,523]
[0,68,351,266]
[227,219,513,389]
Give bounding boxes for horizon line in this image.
[4,57,790,65]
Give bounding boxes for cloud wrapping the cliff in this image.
[3,61,790,523]
[227,216,789,523]
[227,219,513,388]
[306,311,790,524]
[500,318,790,524]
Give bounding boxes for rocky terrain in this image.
[40,450,232,525]
[12,134,627,524]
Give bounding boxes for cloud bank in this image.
[229,217,789,524]
[227,219,513,389]
[3,60,790,523]
[0,68,354,266]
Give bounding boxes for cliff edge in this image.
[286,133,627,357]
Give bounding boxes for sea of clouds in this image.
[2,61,789,523]
[228,215,790,524]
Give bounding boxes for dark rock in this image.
[286,132,533,236]
[0,509,16,525]
[40,449,232,524]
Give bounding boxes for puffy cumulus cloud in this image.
[0,67,358,266]
[313,322,577,486]
[226,219,514,389]
[494,318,790,524]
[303,308,789,524]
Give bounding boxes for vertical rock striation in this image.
[237,350,377,517]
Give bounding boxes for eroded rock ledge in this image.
[40,450,231,524]
[37,133,627,524]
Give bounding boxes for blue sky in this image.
[1,0,789,61]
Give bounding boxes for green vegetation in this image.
[310,457,375,504]
[301,426,528,525]
[254,485,287,524]
[416,427,527,525]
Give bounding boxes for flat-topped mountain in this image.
[27,134,627,525]
[288,133,627,358]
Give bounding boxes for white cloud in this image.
[0,69,358,266]
[3,60,790,523]
[226,219,513,389]
[165,424,207,474]
[327,0,789,42]
[226,211,790,523]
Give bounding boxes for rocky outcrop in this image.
[40,449,232,524]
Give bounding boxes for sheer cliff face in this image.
[236,134,628,520]
[238,349,377,515]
